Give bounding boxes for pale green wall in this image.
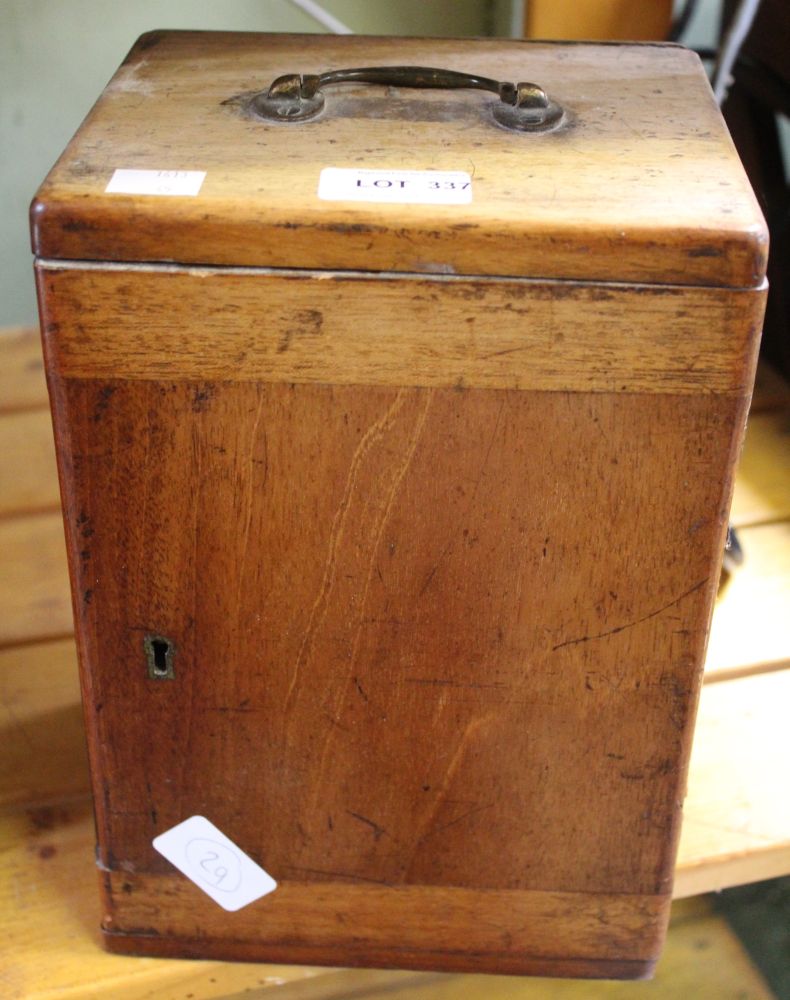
[1,0,500,326]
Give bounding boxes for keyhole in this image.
[144,634,175,679]
[152,640,168,672]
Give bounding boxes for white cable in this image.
[288,0,353,35]
[712,0,762,105]
[509,0,524,38]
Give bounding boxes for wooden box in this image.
[31,31,767,979]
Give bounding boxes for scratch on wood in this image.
[401,712,497,880]
[404,678,507,689]
[283,865,392,886]
[552,577,709,651]
[145,780,157,827]
[431,801,495,835]
[418,560,440,598]
[346,810,388,841]
[324,712,350,732]
[480,345,531,360]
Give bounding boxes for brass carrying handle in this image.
[249,65,564,132]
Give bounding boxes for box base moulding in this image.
[100,872,668,979]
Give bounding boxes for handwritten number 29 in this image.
[198,850,229,886]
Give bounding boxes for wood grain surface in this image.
[0,514,72,647]
[675,667,790,898]
[0,638,86,811]
[36,263,766,394]
[0,408,60,517]
[50,375,739,877]
[0,797,775,999]
[30,32,767,287]
[37,310,757,972]
[2,325,788,995]
[0,802,335,1000]
[0,326,49,413]
[101,876,665,978]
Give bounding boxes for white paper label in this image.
[105,169,206,196]
[153,815,277,911]
[318,167,472,205]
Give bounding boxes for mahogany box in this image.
[31,30,767,979]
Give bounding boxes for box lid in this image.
[31,31,767,288]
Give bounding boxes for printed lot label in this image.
[318,167,472,205]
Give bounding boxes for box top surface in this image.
[31,31,767,288]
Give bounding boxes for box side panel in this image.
[36,264,762,973]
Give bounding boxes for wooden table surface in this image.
[1,327,787,998]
